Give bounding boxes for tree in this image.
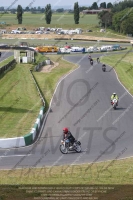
[79,6,88,12]
[10,9,16,14]
[17,5,23,24]
[98,10,113,28]
[0,7,4,11]
[38,6,41,11]
[41,8,45,13]
[74,2,80,24]
[100,2,106,8]
[107,2,113,8]
[56,8,64,12]
[112,0,133,13]
[45,4,52,24]
[112,8,133,34]
[25,6,30,12]
[91,2,98,9]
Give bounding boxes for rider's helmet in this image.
[113,93,116,96]
[63,127,68,134]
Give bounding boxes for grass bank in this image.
[0,54,45,138]
[0,55,14,67]
[101,50,133,95]
[1,156,133,184]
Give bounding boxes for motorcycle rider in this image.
[97,57,100,63]
[111,93,119,106]
[63,128,75,148]
[102,64,106,70]
[90,58,93,65]
[88,54,91,60]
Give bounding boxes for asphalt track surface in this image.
[0,52,133,171]
[0,51,13,62]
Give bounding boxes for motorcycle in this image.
[97,58,100,63]
[111,98,118,110]
[102,66,106,72]
[60,139,81,154]
[90,60,93,66]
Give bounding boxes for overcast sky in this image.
[0,0,118,8]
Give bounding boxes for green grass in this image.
[33,55,77,110]
[0,55,14,67]
[34,52,47,65]
[0,54,46,138]
[82,27,127,39]
[0,13,98,26]
[101,49,133,95]
[1,156,133,184]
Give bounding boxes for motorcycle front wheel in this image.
[60,145,68,154]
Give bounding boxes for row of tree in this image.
[97,0,133,35]
[9,2,113,15]
[91,2,113,9]
[16,2,79,24]
[56,2,113,13]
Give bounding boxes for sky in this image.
[0,0,118,8]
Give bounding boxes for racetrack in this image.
[0,51,13,63]
[0,53,133,170]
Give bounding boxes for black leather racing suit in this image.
[63,131,75,145]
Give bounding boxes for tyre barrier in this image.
[0,106,45,149]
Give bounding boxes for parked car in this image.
[87,30,93,32]
[44,31,50,34]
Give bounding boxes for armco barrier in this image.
[30,70,45,106]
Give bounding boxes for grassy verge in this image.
[82,27,127,39]
[33,55,77,110]
[0,13,98,27]
[0,55,14,67]
[0,54,47,138]
[1,156,133,184]
[101,50,133,95]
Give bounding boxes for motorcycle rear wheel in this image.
[75,145,81,153]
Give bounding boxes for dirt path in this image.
[39,62,59,73]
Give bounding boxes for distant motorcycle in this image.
[111,99,118,110]
[60,139,81,154]
[90,59,93,65]
[102,67,106,72]
[102,65,106,72]
[97,58,100,63]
